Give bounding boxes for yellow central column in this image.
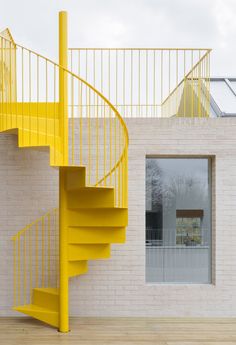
[59,10,68,165]
[59,11,69,333]
[59,168,68,332]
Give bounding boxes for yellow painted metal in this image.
[11,209,59,328]
[13,304,59,328]
[7,11,129,333]
[68,48,211,118]
[68,261,88,278]
[59,11,68,166]
[33,288,59,312]
[59,168,69,333]
[58,12,69,333]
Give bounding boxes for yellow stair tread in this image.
[68,206,127,210]
[13,304,59,328]
[33,287,59,295]
[82,186,114,190]
[14,304,58,314]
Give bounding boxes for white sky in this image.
[0,0,236,76]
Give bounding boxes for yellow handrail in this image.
[0,35,128,207]
[161,50,211,117]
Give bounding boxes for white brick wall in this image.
[1,117,236,317]
[0,134,58,316]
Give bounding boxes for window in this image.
[146,158,212,283]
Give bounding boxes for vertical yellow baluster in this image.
[4,39,7,128]
[96,94,99,184]
[71,52,74,165]
[161,50,163,116]
[18,234,21,305]
[198,51,201,118]
[176,50,178,116]
[24,232,26,305]
[123,50,125,116]
[35,223,38,287]
[131,50,133,117]
[85,49,88,82]
[101,50,103,93]
[13,239,16,307]
[108,50,112,185]
[37,56,39,145]
[208,52,210,118]
[29,52,31,144]
[15,40,18,127]
[118,123,121,207]
[45,60,48,144]
[80,82,83,165]
[153,50,156,117]
[55,208,58,287]
[48,213,51,286]
[53,65,56,165]
[10,42,12,127]
[109,109,112,186]
[191,50,194,117]
[184,50,186,117]
[29,228,32,303]
[0,38,3,130]
[138,50,141,117]
[88,88,91,185]
[93,50,96,91]
[168,50,171,117]
[108,49,111,100]
[42,217,44,287]
[104,100,106,186]
[114,116,117,206]
[78,49,80,76]
[122,131,125,207]
[146,50,148,117]
[22,47,24,144]
[116,50,118,110]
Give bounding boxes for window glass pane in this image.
[211,80,236,113]
[146,158,211,283]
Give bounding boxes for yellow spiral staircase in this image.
[1,12,128,332]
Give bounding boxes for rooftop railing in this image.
[68,48,211,118]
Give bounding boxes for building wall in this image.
[1,117,236,317]
[0,134,58,316]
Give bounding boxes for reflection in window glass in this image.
[176,217,202,245]
[146,158,212,283]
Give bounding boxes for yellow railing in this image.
[1,22,128,315]
[68,48,211,118]
[11,209,59,307]
[0,35,128,208]
[161,51,211,117]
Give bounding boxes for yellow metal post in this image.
[59,11,68,165]
[59,11,69,333]
[59,168,69,332]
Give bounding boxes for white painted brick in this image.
[1,117,236,317]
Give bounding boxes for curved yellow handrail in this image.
[0,35,128,207]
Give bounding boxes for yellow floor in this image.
[1,317,236,344]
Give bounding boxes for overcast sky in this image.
[0,0,235,76]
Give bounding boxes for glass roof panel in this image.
[228,80,236,95]
[210,80,236,114]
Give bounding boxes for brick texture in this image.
[1,117,236,317]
